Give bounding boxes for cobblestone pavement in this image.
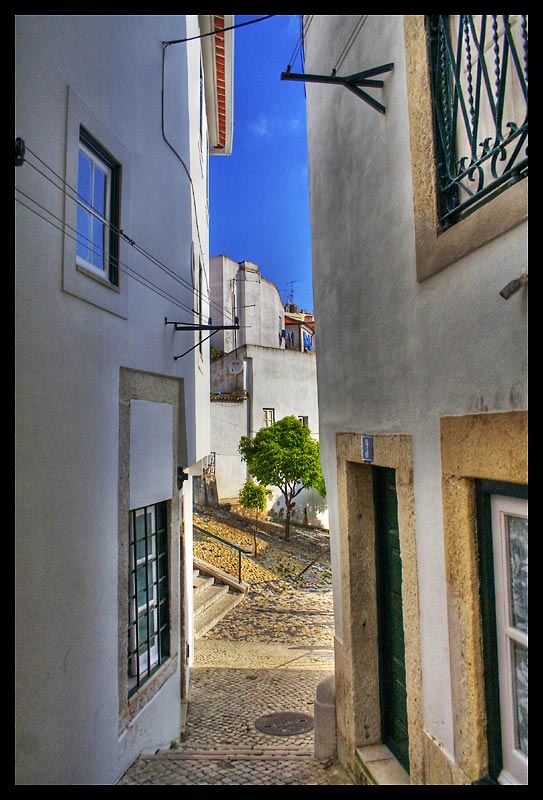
[117,580,354,785]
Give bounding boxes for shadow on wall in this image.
[268,486,329,530]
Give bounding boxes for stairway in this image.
[193,558,248,639]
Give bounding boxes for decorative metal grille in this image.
[427,15,528,227]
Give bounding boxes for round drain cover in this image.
[254,711,314,736]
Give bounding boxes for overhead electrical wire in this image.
[285,15,314,100]
[15,190,200,316]
[332,15,369,74]
[21,155,213,318]
[160,16,276,266]
[162,14,275,46]
[286,14,306,69]
[20,144,235,323]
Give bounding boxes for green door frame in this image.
[374,466,410,773]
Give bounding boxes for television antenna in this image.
[285,280,301,306]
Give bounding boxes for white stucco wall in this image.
[304,14,527,758]
[210,399,249,499]
[209,255,287,353]
[15,14,213,785]
[209,343,328,527]
[247,346,319,438]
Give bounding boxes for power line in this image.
[15,191,199,316]
[333,15,369,74]
[162,15,275,47]
[17,172,198,316]
[20,145,234,322]
[287,14,306,69]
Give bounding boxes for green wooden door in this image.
[374,467,410,773]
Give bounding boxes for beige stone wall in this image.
[440,411,528,781]
[334,433,423,784]
[118,367,186,729]
[404,15,528,282]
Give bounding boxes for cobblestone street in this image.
[117,509,354,785]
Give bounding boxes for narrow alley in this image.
[117,510,354,785]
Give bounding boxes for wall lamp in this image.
[499,273,528,300]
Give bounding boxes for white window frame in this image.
[490,494,528,785]
[263,408,275,427]
[76,140,112,277]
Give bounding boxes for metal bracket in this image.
[166,316,240,360]
[165,316,240,332]
[281,63,394,114]
[177,467,189,490]
[15,137,26,166]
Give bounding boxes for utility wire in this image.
[21,145,235,322]
[160,43,207,277]
[287,14,306,68]
[162,15,275,46]
[19,162,204,317]
[333,15,369,74]
[15,193,197,315]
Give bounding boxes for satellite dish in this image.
[229,360,243,375]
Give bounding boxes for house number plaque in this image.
[361,435,374,463]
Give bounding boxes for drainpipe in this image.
[243,356,253,478]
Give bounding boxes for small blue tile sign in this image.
[361,434,374,463]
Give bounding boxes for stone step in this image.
[194,582,230,617]
[193,573,215,596]
[194,589,246,639]
[192,560,248,639]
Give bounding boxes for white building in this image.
[302,14,527,786]
[201,255,327,528]
[15,14,233,784]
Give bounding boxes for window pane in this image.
[507,514,528,634]
[76,205,91,261]
[155,502,167,533]
[136,565,147,607]
[91,217,105,269]
[137,611,149,646]
[128,502,169,690]
[77,150,92,205]
[513,643,528,756]
[134,509,146,540]
[93,165,106,216]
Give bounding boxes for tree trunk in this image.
[284,505,293,540]
[284,494,295,540]
[253,511,258,556]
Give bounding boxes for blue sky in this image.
[209,14,314,313]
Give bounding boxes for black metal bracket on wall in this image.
[177,467,189,490]
[15,137,26,166]
[165,316,240,360]
[164,316,240,332]
[281,63,394,114]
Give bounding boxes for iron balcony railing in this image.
[427,15,528,228]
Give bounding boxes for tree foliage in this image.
[239,479,269,514]
[238,479,271,556]
[239,416,326,539]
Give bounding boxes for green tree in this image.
[239,416,326,540]
[238,479,271,556]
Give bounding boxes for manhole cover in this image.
[254,711,314,736]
